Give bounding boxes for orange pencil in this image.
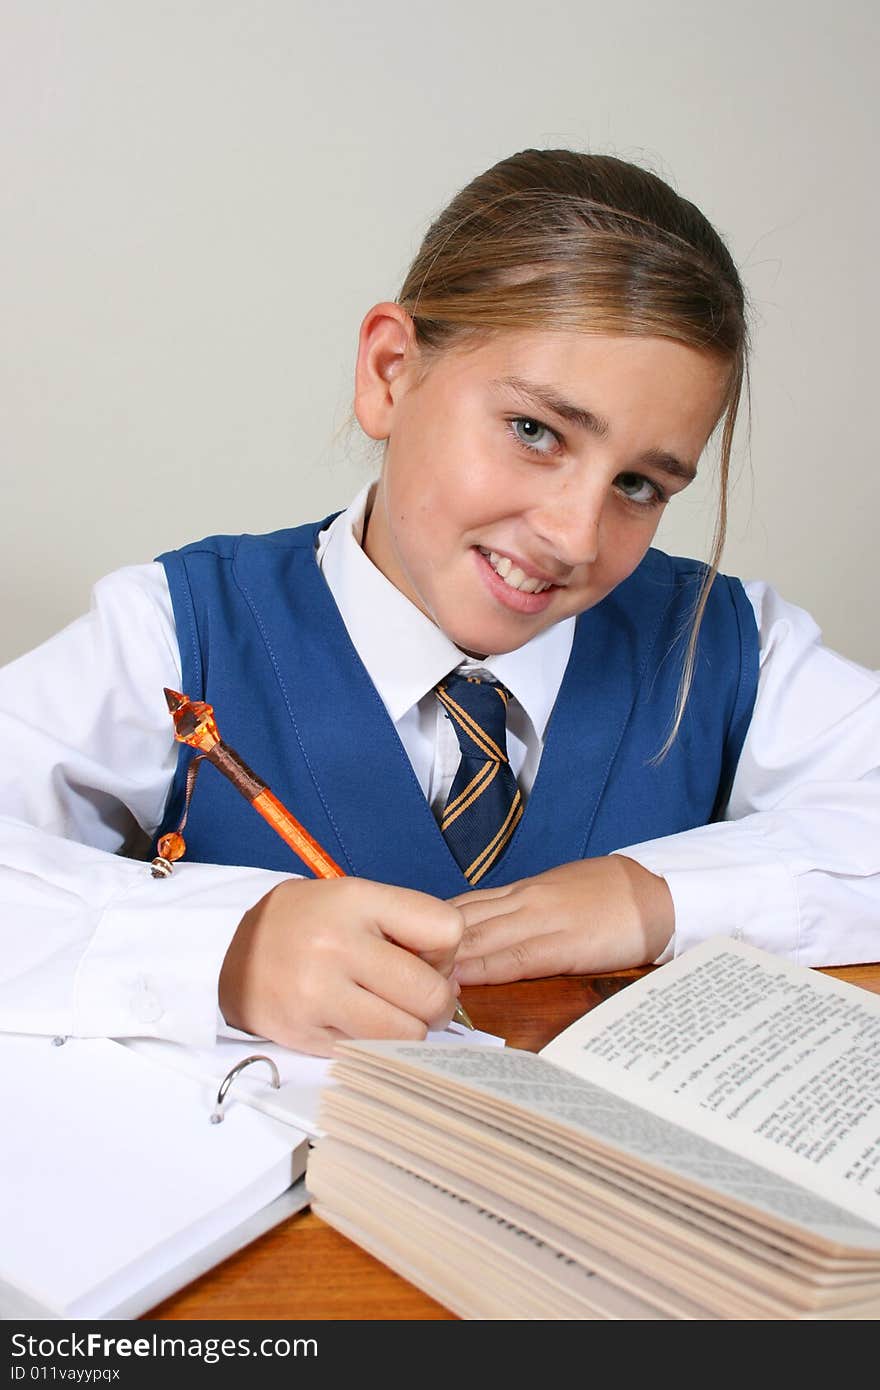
[156,688,345,879]
[154,688,474,1029]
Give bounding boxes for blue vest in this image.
[156,517,758,896]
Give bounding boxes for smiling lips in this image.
[477,547,558,594]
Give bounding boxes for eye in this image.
[507,416,559,456]
[614,472,666,507]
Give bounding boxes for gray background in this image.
[2,0,877,666]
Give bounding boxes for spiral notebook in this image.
[0,1032,310,1321]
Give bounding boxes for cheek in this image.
[383,421,526,557]
[409,463,495,543]
[600,508,660,578]
[382,447,434,535]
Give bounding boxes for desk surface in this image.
[148,962,880,1321]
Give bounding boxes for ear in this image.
[353,302,419,440]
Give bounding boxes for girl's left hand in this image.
[450,855,675,985]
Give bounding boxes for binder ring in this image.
[210,1054,281,1124]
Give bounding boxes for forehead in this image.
[420,329,731,425]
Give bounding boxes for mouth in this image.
[477,548,557,594]
[473,547,561,616]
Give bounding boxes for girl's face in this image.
[359,318,730,658]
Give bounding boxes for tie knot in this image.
[436,674,511,764]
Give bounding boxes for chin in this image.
[453,629,530,659]
[435,604,546,658]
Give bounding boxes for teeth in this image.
[481,548,552,593]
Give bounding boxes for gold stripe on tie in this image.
[466,791,524,884]
[436,685,508,763]
[440,759,499,829]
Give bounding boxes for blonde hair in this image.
[397,149,748,752]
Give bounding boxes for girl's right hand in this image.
[218,876,464,1056]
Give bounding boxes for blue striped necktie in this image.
[435,673,523,886]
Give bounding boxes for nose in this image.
[529,480,605,569]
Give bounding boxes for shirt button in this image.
[131,976,164,1023]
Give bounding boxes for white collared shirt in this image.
[1,484,878,1046]
[316,484,573,815]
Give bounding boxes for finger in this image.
[454,930,576,985]
[354,932,459,1029]
[324,977,436,1041]
[447,883,519,910]
[357,880,464,962]
[455,901,561,958]
[286,1023,350,1059]
[352,981,457,1036]
[454,894,524,937]
[417,943,460,977]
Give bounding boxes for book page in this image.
[323,1083,879,1285]
[0,1033,306,1318]
[309,1138,680,1319]
[541,937,880,1224]
[328,1040,880,1253]
[312,1160,879,1320]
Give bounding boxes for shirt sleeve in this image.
[0,565,294,1044]
[615,582,880,967]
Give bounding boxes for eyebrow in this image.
[490,375,698,483]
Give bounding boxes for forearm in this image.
[0,817,293,1043]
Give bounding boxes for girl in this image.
[1,149,878,1056]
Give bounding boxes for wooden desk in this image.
[148,962,880,1321]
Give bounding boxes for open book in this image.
[307,938,880,1320]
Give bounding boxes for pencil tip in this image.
[453,1001,476,1031]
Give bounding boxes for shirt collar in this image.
[317,483,574,739]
